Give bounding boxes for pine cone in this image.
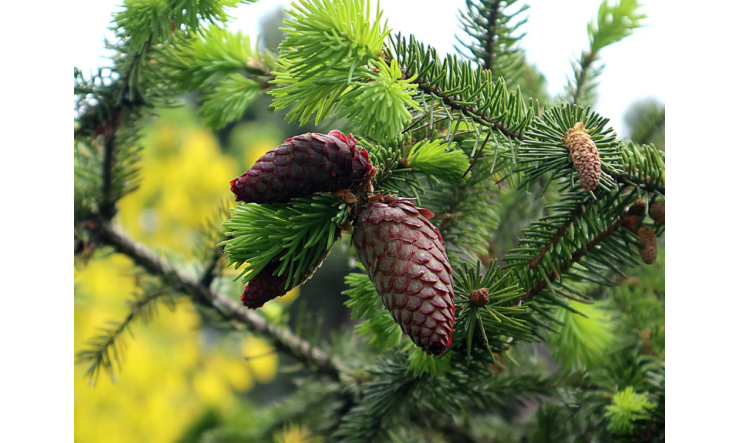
[620,214,640,232]
[240,262,291,309]
[241,244,335,309]
[563,122,601,192]
[352,196,455,355]
[231,130,375,203]
[628,199,647,217]
[649,200,665,225]
[636,226,658,265]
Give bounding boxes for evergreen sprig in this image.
[114,0,244,53]
[387,33,534,141]
[338,59,422,139]
[452,261,532,363]
[75,279,179,384]
[278,0,388,82]
[604,386,657,435]
[270,0,426,135]
[615,141,665,195]
[221,194,350,289]
[455,0,529,80]
[563,0,645,105]
[548,299,617,371]
[165,26,275,128]
[404,138,471,185]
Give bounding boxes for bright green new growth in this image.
[199,74,260,129]
[404,139,471,185]
[221,194,350,289]
[589,0,646,53]
[270,0,390,123]
[548,300,616,371]
[339,59,421,140]
[115,0,242,52]
[565,0,645,104]
[604,386,657,435]
[166,26,274,128]
[278,0,388,82]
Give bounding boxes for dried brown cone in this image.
[470,288,489,307]
[620,214,640,232]
[649,200,665,225]
[636,226,658,265]
[628,199,647,217]
[352,195,455,356]
[563,122,601,192]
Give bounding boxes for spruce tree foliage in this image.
[74,0,665,441]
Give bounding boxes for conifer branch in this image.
[519,215,622,303]
[95,221,340,379]
[528,201,589,270]
[415,81,524,141]
[76,284,179,384]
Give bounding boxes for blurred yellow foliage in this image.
[75,108,287,442]
[274,424,323,443]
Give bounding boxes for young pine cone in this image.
[636,226,658,265]
[241,244,335,309]
[352,196,455,356]
[563,122,601,192]
[649,200,665,225]
[231,130,375,203]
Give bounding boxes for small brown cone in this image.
[628,199,647,217]
[649,200,665,225]
[470,288,489,307]
[563,122,601,192]
[636,226,658,264]
[620,214,640,232]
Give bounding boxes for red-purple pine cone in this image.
[352,196,455,356]
[240,262,291,309]
[230,130,375,203]
[241,236,337,309]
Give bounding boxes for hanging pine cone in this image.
[231,130,375,203]
[620,214,640,232]
[352,196,455,356]
[636,226,658,264]
[241,240,336,309]
[628,199,647,216]
[649,200,665,225]
[240,262,292,309]
[563,122,601,192]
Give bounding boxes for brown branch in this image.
[518,216,622,303]
[96,221,340,380]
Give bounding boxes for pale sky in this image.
[73,0,666,137]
